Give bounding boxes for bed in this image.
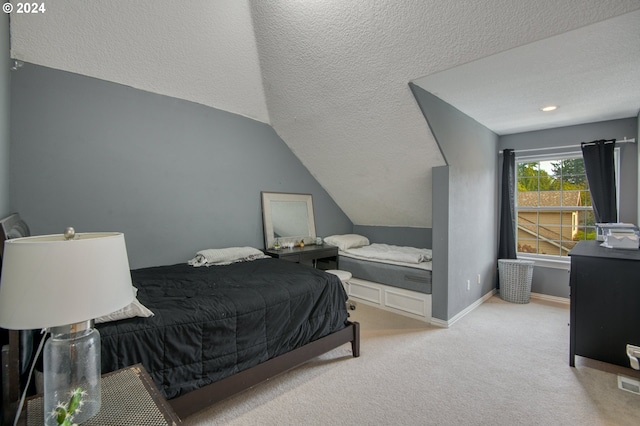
[0,214,360,421]
[324,234,432,321]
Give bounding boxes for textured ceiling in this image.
[9,0,640,228]
[413,9,640,135]
[9,1,270,123]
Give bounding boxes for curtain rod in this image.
[580,138,616,147]
[499,137,635,154]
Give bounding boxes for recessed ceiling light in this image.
[540,105,558,112]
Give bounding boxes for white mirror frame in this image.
[261,192,317,249]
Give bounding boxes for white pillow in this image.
[188,246,269,267]
[95,287,154,324]
[323,234,370,251]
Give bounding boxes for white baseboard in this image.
[430,289,497,328]
[348,277,432,323]
[530,292,570,305]
[347,283,565,327]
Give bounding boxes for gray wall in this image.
[0,14,9,218]
[431,165,450,321]
[499,118,638,298]
[410,84,499,322]
[10,63,352,269]
[352,225,431,248]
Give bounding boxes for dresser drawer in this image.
[263,245,338,267]
[280,254,300,262]
[299,248,333,263]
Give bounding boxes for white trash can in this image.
[498,259,534,304]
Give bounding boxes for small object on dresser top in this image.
[595,223,639,241]
[601,230,639,250]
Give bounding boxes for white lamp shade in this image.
[0,232,134,329]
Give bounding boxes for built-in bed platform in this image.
[339,256,431,293]
[338,250,432,322]
[322,235,433,322]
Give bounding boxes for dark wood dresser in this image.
[569,240,640,368]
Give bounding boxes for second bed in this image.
[324,235,433,322]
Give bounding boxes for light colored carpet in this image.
[184,296,640,425]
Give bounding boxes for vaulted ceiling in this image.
[10,0,640,228]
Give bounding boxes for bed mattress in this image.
[97,258,348,399]
[339,255,432,294]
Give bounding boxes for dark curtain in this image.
[581,139,617,223]
[498,149,517,261]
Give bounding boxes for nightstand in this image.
[263,244,339,269]
[22,364,181,425]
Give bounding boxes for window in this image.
[516,153,596,257]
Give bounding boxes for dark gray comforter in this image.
[97,258,348,399]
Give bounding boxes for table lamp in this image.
[0,229,134,425]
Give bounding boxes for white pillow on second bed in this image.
[323,234,370,251]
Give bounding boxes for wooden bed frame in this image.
[170,321,359,419]
[1,213,30,424]
[0,213,360,422]
[3,322,359,421]
[1,331,21,424]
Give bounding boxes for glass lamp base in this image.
[43,321,101,426]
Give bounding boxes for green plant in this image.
[53,387,86,426]
[573,230,597,241]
